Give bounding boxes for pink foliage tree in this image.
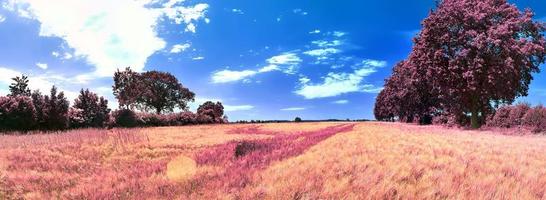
[416,0,545,128]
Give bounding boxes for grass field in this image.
[1,122,545,199]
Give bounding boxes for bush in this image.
[139,113,168,127]
[487,105,512,128]
[167,112,197,126]
[294,117,302,122]
[508,103,530,127]
[523,105,546,133]
[0,96,36,131]
[112,109,140,128]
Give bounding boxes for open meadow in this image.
[1,122,545,199]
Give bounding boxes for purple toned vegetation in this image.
[194,124,355,191]
[375,0,546,129]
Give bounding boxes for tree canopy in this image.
[375,0,546,128]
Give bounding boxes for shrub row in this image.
[486,103,546,133]
[109,109,226,128]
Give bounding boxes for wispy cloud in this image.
[309,29,321,34]
[332,100,349,104]
[231,8,244,15]
[225,105,254,111]
[192,56,205,60]
[211,53,302,83]
[294,59,386,99]
[281,107,306,111]
[170,43,191,53]
[303,48,341,58]
[211,69,257,83]
[293,9,308,16]
[190,97,254,112]
[35,62,48,70]
[0,15,5,23]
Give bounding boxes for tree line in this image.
[374,0,546,129]
[0,69,226,132]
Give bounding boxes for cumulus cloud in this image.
[5,0,209,78]
[294,59,386,99]
[281,107,305,111]
[170,43,190,53]
[35,62,48,70]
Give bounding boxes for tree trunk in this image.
[156,107,162,115]
[471,108,479,129]
[470,97,480,129]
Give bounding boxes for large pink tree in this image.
[414,0,545,128]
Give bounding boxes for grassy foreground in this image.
[0,122,545,199]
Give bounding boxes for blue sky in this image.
[0,0,544,121]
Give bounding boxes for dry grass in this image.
[1,122,545,199]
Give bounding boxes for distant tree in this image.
[294,117,302,122]
[197,101,225,123]
[9,75,31,97]
[113,67,142,109]
[414,0,546,128]
[44,86,70,130]
[71,89,110,128]
[139,71,195,114]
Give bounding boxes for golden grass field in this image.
[1,122,545,199]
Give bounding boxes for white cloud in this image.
[231,9,244,15]
[266,52,302,74]
[303,48,341,57]
[0,15,5,23]
[267,53,301,66]
[309,29,320,34]
[312,40,343,48]
[293,9,308,16]
[192,56,205,60]
[294,59,385,99]
[170,43,190,53]
[190,97,254,112]
[281,107,305,111]
[51,51,60,57]
[212,53,302,84]
[211,69,257,84]
[332,31,346,37]
[0,66,80,101]
[35,62,48,70]
[332,100,349,104]
[258,64,279,73]
[224,105,254,112]
[5,0,209,78]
